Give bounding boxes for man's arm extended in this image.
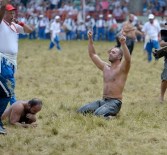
[88,31,108,71]
[0,0,8,23]
[119,35,131,73]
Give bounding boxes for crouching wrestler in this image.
[1,98,42,130]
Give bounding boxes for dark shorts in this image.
[77,98,122,117]
[116,36,135,54]
[126,37,135,54]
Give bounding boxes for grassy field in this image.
[1,39,167,155]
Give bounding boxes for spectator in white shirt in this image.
[48,16,61,51]
[142,14,161,62]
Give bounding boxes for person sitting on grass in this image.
[1,98,42,131]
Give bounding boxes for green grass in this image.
[1,39,167,155]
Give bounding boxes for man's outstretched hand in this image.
[118,35,126,44]
[87,30,93,40]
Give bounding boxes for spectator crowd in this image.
[9,0,167,42]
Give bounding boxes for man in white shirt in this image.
[85,15,96,40]
[0,0,33,134]
[106,14,118,41]
[63,13,75,40]
[77,20,87,40]
[142,14,161,62]
[96,14,106,40]
[48,16,61,51]
[37,14,48,39]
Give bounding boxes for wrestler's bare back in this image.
[103,64,128,100]
[1,100,28,120]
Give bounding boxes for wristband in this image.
[18,22,24,27]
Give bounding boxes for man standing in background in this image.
[142,14,161,62]
[116,14,142,55]
[48,15,61,51]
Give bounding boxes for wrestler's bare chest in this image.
[103,67,121,83]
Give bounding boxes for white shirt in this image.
[106,18,117,30]
[85,18,95,30]
[63,18,75,31]
[0,20,24,55]
[77,23,86,31]
[50,21,61,41]
[96,19,105,28]
[38,18,48,27]
[142,20,161,41]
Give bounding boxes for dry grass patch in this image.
[0,40,167,155]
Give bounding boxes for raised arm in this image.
[119,35,131,73]
[87,31,107,71]
[0,0,8,23]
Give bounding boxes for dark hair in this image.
[116,47,123,61]
[28,98,42,107]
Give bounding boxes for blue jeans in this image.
[49,35,61,51]
[38,27,46,39]
[77,98,122,117]
[107,30,116,41]
[146,40,160,62]
[0,58,16,126]
[97,27,105,41]
[78,31,87,40]
[66,30,73,40]
[29,30,36,39]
